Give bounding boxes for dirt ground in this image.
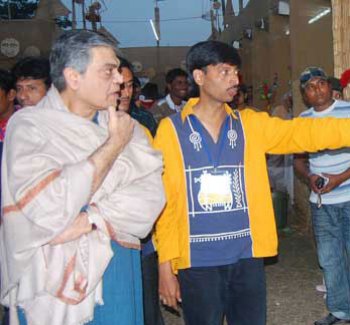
[0,228,328,325]
[162,228,327,325]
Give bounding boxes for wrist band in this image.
[87,214,97,230]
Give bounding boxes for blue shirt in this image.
[130,102,157,137]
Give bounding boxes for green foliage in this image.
[0,0,39,20]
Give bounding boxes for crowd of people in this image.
[0,29,350,325]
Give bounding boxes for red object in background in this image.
[263,82,269,97]
[340,69,350,88]
[238,72,243,85]
[140,99,156,110]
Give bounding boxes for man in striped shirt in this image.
[294,67,350,325]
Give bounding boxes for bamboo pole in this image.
[332,0,350,99]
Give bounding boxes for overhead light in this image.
[285,29,290,35]
[308,8,331,24]
[277,1,290,15]
[149,19,159,41]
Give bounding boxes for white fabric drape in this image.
[0,87,165,325]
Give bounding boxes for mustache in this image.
[227,85,238,92]
[119,96,131,100]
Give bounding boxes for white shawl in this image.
[0,87,165,325]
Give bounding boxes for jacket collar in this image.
[180,98,238,123]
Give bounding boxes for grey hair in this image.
[50,30,117,92]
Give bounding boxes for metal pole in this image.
[92,20,97,31]
[210,9,216,40]
[239,0,243,13]
[72,0,77,29]
[155,0,160,77]
[7,0,11,20]
[221,0,225,17]
[155,5,160,44]
[82,0,87,30]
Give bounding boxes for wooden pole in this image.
[332,0,350,99]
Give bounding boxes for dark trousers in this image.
[178,258,266,325]
[3,307,9,325]
[141,252,164,325]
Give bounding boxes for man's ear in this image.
[300,91,310,107]
[63,67,81,90]
[192,69,204,86]
[7,89,16,102]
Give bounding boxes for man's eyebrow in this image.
[103,63,119,69]
[16,82,36,87]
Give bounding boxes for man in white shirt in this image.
[150,68,188,123]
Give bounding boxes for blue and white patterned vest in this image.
[169,111,253,267]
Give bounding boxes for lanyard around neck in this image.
[188,114,230,168]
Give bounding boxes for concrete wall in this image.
[290,0,333,116]
[120,46,189,94]
[290,0,333,231]
[0,17,189,97]
[220,0,334,230]
[220,0,270,43]
[220,0,332,111]
[219,0,291,110]
[0,19,59,69]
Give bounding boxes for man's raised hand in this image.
[107,106,135,152]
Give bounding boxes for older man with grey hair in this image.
[0,30,165,325]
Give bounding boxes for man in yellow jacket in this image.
[154,40,350,325]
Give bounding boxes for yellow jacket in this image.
[154,98,350,272]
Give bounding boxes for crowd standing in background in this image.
[0,28,350,325]
[11,56,51,108]
[0,69,18,145]
[149,68,189,123]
